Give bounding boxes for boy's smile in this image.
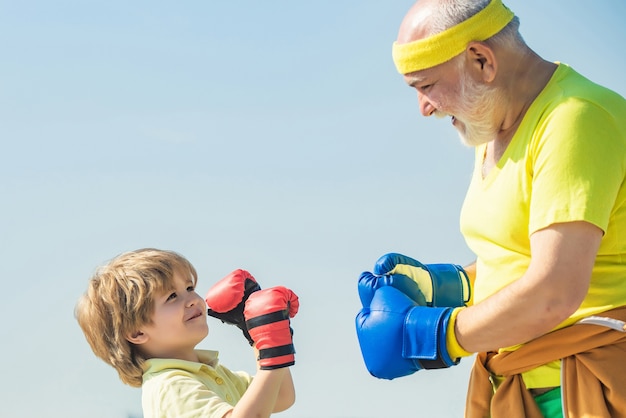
[185,308,205,322]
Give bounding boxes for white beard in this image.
[452,71,507,147]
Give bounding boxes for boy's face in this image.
[132,270,208,361]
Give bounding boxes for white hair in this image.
[425,0,525,49]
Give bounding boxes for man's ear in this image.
[126,330,149,345]
[465,42,497,83]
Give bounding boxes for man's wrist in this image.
[446,307,472,359]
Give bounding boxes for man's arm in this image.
[455,220,602,352]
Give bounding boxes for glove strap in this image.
[258,343,295,362]
[426,264,471,307]
[246,310,289,330]
[403,306,458,369]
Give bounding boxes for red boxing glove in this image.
[205,269,261,345]
[244,286,299,370]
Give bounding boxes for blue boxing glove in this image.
[357,269,428,307]
[355,272,459,380]
[374,253,471,307]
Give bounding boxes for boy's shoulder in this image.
[142,349,252,394]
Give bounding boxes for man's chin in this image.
[445,114,494,146]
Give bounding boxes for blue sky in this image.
[1,1,625,417]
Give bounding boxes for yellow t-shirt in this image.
[460,63,626,388]
[142,350,253,418]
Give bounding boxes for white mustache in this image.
[434,110,450,119]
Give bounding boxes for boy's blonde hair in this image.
[75,248,198,387]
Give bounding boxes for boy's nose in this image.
[186,293,201,307]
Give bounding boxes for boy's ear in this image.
[126,330,149,345]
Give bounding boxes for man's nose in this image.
[418,91,436,117]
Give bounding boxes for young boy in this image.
[75,248,297,418]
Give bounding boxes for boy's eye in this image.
[166,292,177,301]
[187,285,195,292]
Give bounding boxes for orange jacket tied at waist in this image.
[465,306,626,418]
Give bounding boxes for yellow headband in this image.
[392,0,514,74]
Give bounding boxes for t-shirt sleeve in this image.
[529,98,626,234]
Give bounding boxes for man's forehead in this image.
[403,56,460,86]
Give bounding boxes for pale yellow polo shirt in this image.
[142,349,253,418]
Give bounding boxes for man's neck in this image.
[481,51,557,178]
[497,50,557,142]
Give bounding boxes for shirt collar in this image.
[143,349,220,375]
